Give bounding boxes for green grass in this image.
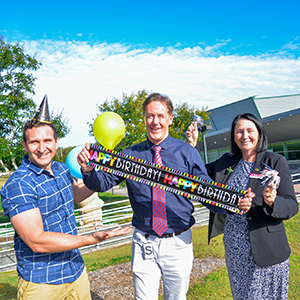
[98,192,128,203]
[84,244,132,272]
[187,268,232,300]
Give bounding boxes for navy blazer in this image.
[205,150,298,267]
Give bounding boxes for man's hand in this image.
[77,143,94,173]
[92,226,133,243]
[185,122,198,147]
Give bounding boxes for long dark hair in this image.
[230,113,268,156]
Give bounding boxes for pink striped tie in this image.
[152,146,168,236]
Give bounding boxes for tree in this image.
[0,36,70,172]
[171,102,210,141]
[54,146,75,164]
[51,108,71,144]
[89,89,210,152]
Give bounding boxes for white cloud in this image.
[23,40,300,147]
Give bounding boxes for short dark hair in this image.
[230,113,268,155]
[23,120,58,143]
[142,93,174,116]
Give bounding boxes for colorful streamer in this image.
[88,144,247,214]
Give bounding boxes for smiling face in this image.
[143,101,174,145]
[234,118,260,158]
[22,125,59,173]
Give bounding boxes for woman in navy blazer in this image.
[187,113,298,300]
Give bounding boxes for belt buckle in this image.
[164,233,173,238]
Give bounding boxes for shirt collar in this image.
[23,155,55,177]
[146,135,172,151]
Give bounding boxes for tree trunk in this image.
[11,156,19,170]
[0,159,10,173]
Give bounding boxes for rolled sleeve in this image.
[1,179,38,219]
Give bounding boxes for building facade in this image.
[198,94,300,172]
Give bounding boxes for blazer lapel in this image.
[222,154,241,185]
[249,151,266,192]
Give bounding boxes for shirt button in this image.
[248,216,252,221]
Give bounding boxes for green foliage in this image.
[0,36,40,171]
[0,36,71,171]
[54,146,75,163]
[51,108,71,140]
[89,89,210,151]
[171,102,210,141]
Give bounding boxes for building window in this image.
[269,143,284,157]
[286,141,300,160]
[206,148,229,163]
[269,141,300,161]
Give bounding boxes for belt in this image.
[145,228,189,239]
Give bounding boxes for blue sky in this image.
[4,0,300,56]
[1,0,300,146]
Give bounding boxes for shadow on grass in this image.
[0,282,17,299]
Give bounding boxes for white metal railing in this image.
[292,170,300,184]
[0,172,10,178]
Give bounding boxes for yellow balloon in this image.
[93,112,125,149]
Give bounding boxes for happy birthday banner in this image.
[88,144,246,214]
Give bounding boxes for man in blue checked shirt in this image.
[0,96,131,300]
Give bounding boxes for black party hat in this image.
[33,94,51,123]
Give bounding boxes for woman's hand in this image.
[77,143,94,173]
[238,188,255,213]
[185,121,198,147]
[263,183,277,208]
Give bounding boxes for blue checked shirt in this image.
[0,155,84,284]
